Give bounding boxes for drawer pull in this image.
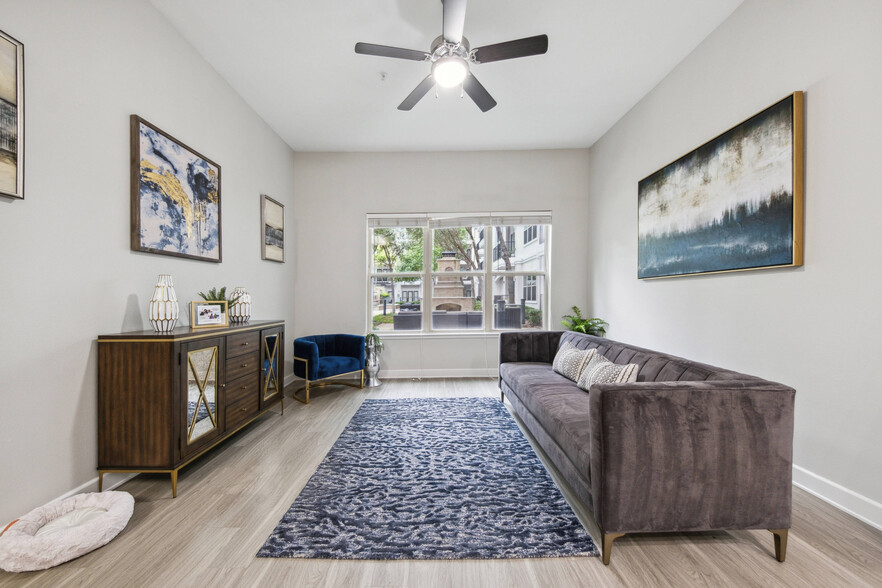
[239,407,247,412]
[240,386,248,390]
[241,363,248,367]
[241,342,249,346]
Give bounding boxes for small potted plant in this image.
[364,333,384,387]
[561,306,608,336]
[197,286,241,307]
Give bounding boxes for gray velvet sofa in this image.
[499,330,795,565]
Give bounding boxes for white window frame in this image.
[366,212,552,335]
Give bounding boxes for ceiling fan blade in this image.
[355,42,430,62]
[442,0,468,44]
[472,34,548,64]
[462,73,497,112]
[398,75,436,111]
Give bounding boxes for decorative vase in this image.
[149,274,179,332]
[229,286,252,323]
[365,344,381,387]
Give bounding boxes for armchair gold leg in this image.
[292,381,310,404]
[361,370,365,389]
[770,529,788,562]
[602,532,625,565]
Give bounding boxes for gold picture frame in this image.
[638,91,804,279]
[190,301,229,329]
[261,194,285,262]
[0,29,24,200]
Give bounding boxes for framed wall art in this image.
[260,194,285,262]
[637,92,804,279]
[0,29,24,200]
[190,301,228,329]
[131,115,222,262]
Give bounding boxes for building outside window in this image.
[368,213,551,334]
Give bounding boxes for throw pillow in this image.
[577,353,639,391]
[552,341,597,382]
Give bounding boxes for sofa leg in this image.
[292,381,310,404]
[602,532,625,565]
[500,390,504,402]
[770,529,788,562]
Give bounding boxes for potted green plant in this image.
[197,286,241,306]
[561,306,608,336]
[364,333,384,387]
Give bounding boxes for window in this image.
[368,213,551,333]
[523,275,537,301]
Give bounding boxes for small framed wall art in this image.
[190,301,228,329]
[131,115,222,262]
[0,29,24,200]
[637,92,804,279]
[261,194,285,262]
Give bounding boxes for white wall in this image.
[586,0,882,527]
[0,0,296,524]
[291,150,591,377]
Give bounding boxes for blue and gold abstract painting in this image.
[638,93,803,279]
[132,116,221,262]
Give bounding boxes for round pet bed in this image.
[0,491,134,573]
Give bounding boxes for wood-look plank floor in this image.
[2,378,880,587]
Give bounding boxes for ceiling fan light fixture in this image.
[432,56,468,88]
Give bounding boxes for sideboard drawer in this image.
[226,394,259,431]
[227,331,259,359]
[225,373,259,407]
[226,349,259,382]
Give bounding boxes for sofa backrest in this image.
[559,331,753,383]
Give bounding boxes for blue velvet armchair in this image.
[292,334,365,404]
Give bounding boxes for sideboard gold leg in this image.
[171,470,178,498]
[98,471,104,492]
[602,532,625,565]
[770,528,788,562]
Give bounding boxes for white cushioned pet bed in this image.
[0,491,134,573]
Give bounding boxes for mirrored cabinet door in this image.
[260,327,284,409]
[182,338,224,456]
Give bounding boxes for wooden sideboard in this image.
[97,320,284,496]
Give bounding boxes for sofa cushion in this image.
[577,353,638,391]
[500,362,593,482]
[552,341,596,382]
[316,356,362,380]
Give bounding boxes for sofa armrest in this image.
[293,338,319,380]
[499,331,563,365]
[589,380,795,535]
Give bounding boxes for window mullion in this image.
[423,221,432,333]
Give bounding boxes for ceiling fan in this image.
[355,0,548,112]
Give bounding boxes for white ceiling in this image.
[150,0,742,152]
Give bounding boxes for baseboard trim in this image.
[793,464,882,531]
[379,368,498,379]
[51,472,139,502]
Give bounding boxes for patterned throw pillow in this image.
[552,341,597,382]
[576,353,639,391]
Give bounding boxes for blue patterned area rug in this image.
[257,397,598,560]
